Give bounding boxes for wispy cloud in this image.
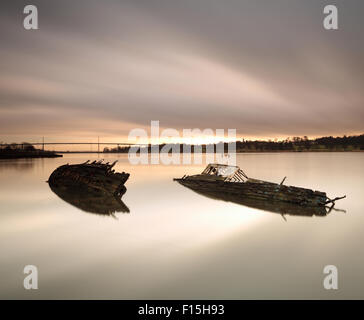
[0,0,363,141]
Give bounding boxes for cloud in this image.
[0,0,363,141]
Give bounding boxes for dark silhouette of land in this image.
[103,134,364,153]
[0,143,62,159]
[1,134,363,157]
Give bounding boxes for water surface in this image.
[0,153,363,299]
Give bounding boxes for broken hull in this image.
[176,180,328,216]
[174,178,328,207]
[48,162,129,196]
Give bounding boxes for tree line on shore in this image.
[103,134,364,153]
[0,142,62,158]
[0,142,37,152]
[1,134,363,154]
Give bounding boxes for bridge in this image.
[0,140,147,153]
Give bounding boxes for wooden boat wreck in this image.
[48,160,129,196]
[174,163,345,209]
[177,182,338,217]
[48,160,130,216]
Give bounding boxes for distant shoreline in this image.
[0,150,362,160]
[58,150,364,154]
[1,134,363,156]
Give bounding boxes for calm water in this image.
[0,153,363,299]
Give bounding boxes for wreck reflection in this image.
[177,182,339,218]
[48,183,130,217]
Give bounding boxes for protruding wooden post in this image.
[280,176,287,185]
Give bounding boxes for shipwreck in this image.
[48,160,130,216]
[174,163,346,211]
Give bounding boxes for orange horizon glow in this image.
[1,131,363,152]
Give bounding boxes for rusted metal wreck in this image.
[174,163,346,210]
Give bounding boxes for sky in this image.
[0,0,363,145]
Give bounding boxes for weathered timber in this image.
[174,163,346,209]
[178,182,330,217]
[48,160,130,216]
[48,160,129,196]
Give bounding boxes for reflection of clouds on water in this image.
[0,153,362,299]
